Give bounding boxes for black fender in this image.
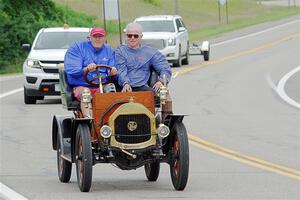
[164,114,186,130]
[70,118,93,162]
[52,114,74,151]
[163,114,187,155]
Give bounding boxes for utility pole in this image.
[174,0,179,15]
[218,0,221,24]
[225,0,228,24]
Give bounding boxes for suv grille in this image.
[142,39,166,50]
[114,114,151,144]
[40,61,63,74]
[43,68,59,73]
[40,60,63,64]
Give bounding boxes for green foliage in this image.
[143,0,161,6]
[0,0,97,74]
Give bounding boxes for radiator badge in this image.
[127,121,137,131]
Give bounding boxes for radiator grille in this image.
[114,114,151,144]
[142,39,165,50]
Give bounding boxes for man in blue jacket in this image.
[115,22,171,93]
[64,27,117,117]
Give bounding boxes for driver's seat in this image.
[59,68,80,110]
[148,66,160,107]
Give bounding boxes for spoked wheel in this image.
[75,124,93,192]
[144,160,160,181]
[57,136,72,182]
[169,122,189,190]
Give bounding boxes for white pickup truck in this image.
[22,27,90,104]
[134,15,210,67]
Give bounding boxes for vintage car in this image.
[52,65,189,192]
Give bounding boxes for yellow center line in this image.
[189,134,300,180]
[175,32,300,180]
[176,32,300,76]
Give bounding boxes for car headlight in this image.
[27,59,41,68]
[157,124,170,138]
[100,125,112,139]
[168,38,176,46]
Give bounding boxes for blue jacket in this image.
[115,44,171,87]
[64,40,115,87]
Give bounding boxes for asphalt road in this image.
[0,15,299,200]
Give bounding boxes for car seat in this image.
[59,68,80,110]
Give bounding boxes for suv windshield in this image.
[137,20,175,32]
[34,32,88,49]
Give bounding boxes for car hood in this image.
[142,32,177,40]
[27,49,67,61]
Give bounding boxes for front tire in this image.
[145,160,160,181]
[169,122,189,190]
[203,50,210,61]
[24,87,36,104]
[181,43,189,65]
[57,136,72,183]
[75,124,93,192]
[173,45,182,67]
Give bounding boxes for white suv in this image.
[134,15,188,67]
[134,15,209,67]
[22,27,90,104]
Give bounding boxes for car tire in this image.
[57,135,72,183]
[173,45,182,67]
[24,87,36,104]
[181,42,189,65]
[75,123,93,192]
[145,160,160,181]
[203,50,210,61]
[169,122,189,191]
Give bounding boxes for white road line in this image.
[267,66,300,109]
[211,19,300,47]
[0,182,28,200]
[0,88,23,99]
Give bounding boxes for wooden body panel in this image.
[92,91,154,129]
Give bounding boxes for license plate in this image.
[55,84,60,92]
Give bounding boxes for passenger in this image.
[115,22,171,93]
[64,27,117,117]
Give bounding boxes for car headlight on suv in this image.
[27,59,41,68]
[168,38,176,46]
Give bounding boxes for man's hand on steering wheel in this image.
[84,64,117,86]
[85,63,97,71]
[110,67,117,76]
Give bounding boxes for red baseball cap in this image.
[90,27,106,37]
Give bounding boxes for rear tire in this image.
[75,124,93,192]
[24,88,36,104]
[57,136,72,183]
[169,122,189,190]
[145,160,160,181]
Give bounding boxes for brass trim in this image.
[109,101,156,149]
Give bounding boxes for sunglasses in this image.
[127,34,140,39]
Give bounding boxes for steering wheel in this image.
[84,64,114,86]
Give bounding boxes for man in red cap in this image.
[64,27,117,117]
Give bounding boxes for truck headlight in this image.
[168,38,176,46]
[157,124,170,138]
[27,59,41,68]
[100,125,112,139]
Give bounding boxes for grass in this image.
[52,0,300,44]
